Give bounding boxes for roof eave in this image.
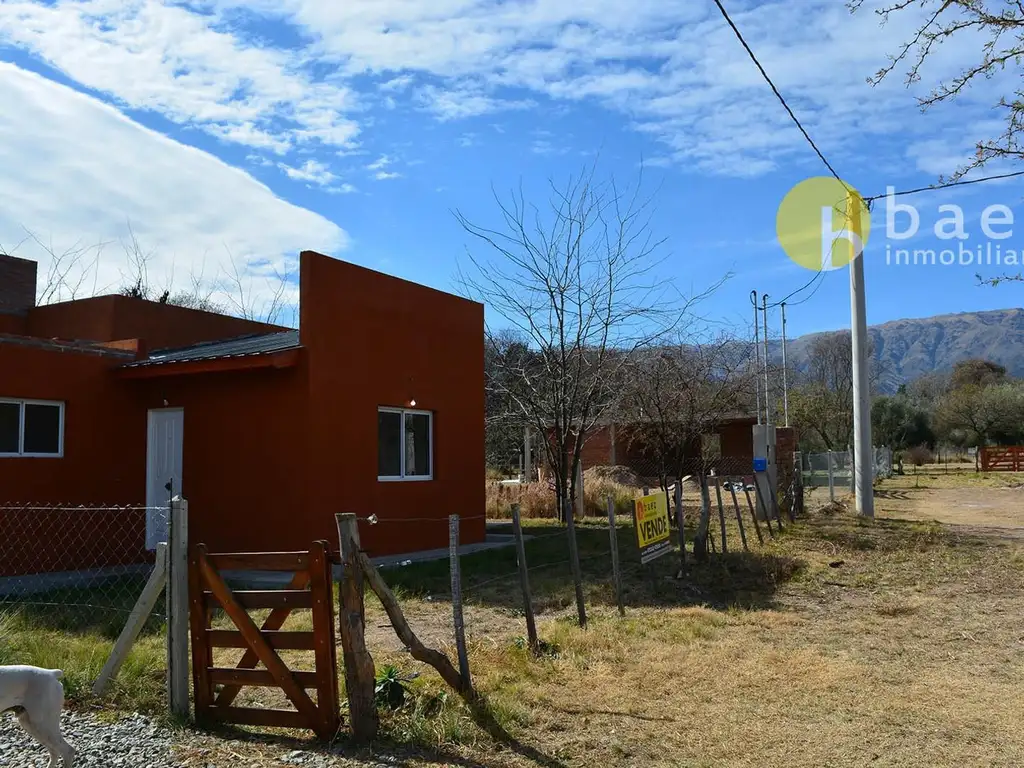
[117,348,301,379]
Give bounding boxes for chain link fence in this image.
[0,503,169,637]
[800,446,893,490]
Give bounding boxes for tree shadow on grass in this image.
[383,521,805,615]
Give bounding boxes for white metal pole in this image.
[762,294,772,425]
[849,195,875,517]
[781,301,790,427]
[752,291,762,425]
[523,425,532,481]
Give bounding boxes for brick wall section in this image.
[776,426,798,495]
[0,254,36,314]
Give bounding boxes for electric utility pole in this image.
[781,301,790,427]
[751,291,762,424]
[849,193,874,517]
[762,293,771,425]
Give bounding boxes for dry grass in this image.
[172,480,1024,768]
[486,466,645,519]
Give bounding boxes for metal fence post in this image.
[827,451,835,502]
[449,515,471,687]
[167,497,189,719]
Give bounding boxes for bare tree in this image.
[458,164,713,522]
[1,228,107,305]
[619,335,756,559]
[222,252,294,325]
[851,0,1024,180]
[116,229,291,324]
[789,331,881,450]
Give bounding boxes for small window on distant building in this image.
[0,400,63,457]
[378,407,433,481]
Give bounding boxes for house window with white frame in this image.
[0,399,64,457]
[378,407,432,480]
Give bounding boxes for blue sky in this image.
[0,0,1021,338]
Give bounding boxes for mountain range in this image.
[785,308,1024,392]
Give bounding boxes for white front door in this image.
[146,408,184,550]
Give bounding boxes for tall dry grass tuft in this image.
[485,466,643,519]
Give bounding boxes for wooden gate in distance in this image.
[981,446,1024,472]
[188,541,339,739]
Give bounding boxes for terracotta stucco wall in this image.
[0,313,27,335]
[0,342,147,575]
[133,364,309,553]
[300,251,486,556]
[27,295,283,350]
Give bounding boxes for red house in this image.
[0,251,485,574]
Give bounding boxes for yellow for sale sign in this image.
[634,492,671,564]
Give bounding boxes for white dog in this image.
[0,665,75,767]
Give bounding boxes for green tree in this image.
[949,359,1008,392]
[871,395,934,451]
[934,381,1024,446]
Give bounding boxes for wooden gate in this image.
[981,446,1024,472]
[188,541,339,739]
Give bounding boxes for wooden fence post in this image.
[747,484,774,538]
[449,515,471,687]
[167,497,189,720]
[308,541,341,740]
[675,481,686,569]
[335,513,379,742]
[564,496,588,628]
[713,476,728,554]
[95,543,167,696]
[606,496,625,617]
[511,505,540,649]
[725,480,749,551]
[731,483,761,545]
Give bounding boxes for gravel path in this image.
[0,710,176,767]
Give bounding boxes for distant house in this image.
[0,250,484,575]
[573,415,760,475]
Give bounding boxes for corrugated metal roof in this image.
[122,330,300,368]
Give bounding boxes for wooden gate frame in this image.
[981,446,1024,472]
[188,541,339,739]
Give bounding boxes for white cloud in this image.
[0,0,359,153]
[278,159,337,186]
[239,0,1004,176]
[374,171,402,181]
[0,63,347,309]
[415,83,535,121]
[0,0,1012,180]
[366,154,394,171]
[328,183,359,195]
[380,74,415,91]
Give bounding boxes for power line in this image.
[864,168,1024,202]
[710,0,845,184]
[769,270,827,309]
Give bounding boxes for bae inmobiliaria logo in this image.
[776,175,1023,271]
[776,176,870,271]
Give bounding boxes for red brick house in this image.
[0,251,484,575]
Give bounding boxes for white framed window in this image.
[378,407,433,481]
[0,399,64,458]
